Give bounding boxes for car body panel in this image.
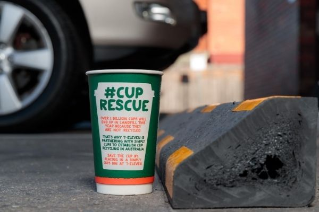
[78,0,200,50]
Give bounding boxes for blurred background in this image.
[161,0,317,114]
[0,0,317,131]
[161,0,244,113]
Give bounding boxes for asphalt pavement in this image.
[0,131,318,212]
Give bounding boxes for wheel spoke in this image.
[0,4,24,44]
[0,74,22,113]
[12,49,53,71]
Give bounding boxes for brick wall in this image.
[209,0,245,64]
[194,0,245,64]
[194,0,208,53]
[245,0,317,99]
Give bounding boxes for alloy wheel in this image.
[0,1,54,115]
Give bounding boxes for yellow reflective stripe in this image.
[157,130,165,137]
[233,96,301,111]
[165,146,193,198]
[156,135,174,167]
[201,104,220,113]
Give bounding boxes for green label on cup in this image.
[88,71,162,179]
[95,83,154,171]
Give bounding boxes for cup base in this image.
[96,183,153,195]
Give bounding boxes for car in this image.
[0,0,206,132]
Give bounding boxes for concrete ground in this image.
[0,132,318,212]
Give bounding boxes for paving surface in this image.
[0,132,318,212]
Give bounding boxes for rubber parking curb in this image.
[156,96,318,209]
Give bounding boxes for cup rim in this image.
[86,69,163,76]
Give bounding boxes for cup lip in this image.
[86,69,163,76]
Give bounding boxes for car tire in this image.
[0,0,89,132]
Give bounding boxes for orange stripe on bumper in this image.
[157,130,165,137]
[233,96,301,112]
[201,104,220,113]
[156,135,174,167]
[165,146,193,197]
[95,176,154,185]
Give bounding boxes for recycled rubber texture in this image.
[156,97,318,209]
